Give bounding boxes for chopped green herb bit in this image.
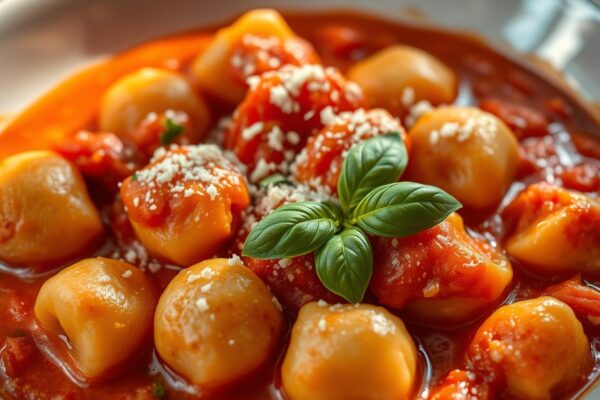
[160,118,185,145]
[131,173,139,182]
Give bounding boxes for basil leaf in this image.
[160,118,184,145]
[316,227,373,304]
[338,132,408,213]
[351,182,462,237]
[242,201,342,259]
[258,174,292,188]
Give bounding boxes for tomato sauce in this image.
[1,10,599,400]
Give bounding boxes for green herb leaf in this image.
[131,172,139,182]
[151,380,166,398]
[338,132,408,213]
[259,174,292,188]
[315,227,372,303]
[159,118,185,145]
[351,182,461,237]
[242,201,343,259]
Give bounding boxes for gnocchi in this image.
[99,68,210,144]
[347,45,457,118]
[120,145,250,265]
[34,257,156,380]
[281,302,418,400]
[0,151,103,269]
[503,183,600,273]
[370,213,513,323]
[191,9,319,104]
[406,106,520,209]
[467,297,590,399]
[154,258,284,388]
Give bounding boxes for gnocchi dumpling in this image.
[347,45,457,118]
[281,303,418,400]
[467,297,590,399]
[154,258,284,388]
[191,9,319,104]
[34,257,156,380]
[503,183,600,273]
[99,68,210,143]
[370,213,513,323]
[406,106,520,209]
[120,145,250,265]
[0,151,103,269]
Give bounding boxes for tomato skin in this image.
[294,108,408,193]
[225,65,365,180]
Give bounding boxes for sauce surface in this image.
[1,10,600,400]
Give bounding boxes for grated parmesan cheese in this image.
[127,144,244,211]
[406,100,434,127]
[200,267,215,279]
[267,126,285,151]
[370,312,397,336]
[227,254,244,267]
[195,297,210,312]
[200,283,213,293]
[286,131,300,145]
[206,184,218,200]
[317,317,327,332]
[242,122,264,140]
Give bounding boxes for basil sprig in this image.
[242,132,461,303]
